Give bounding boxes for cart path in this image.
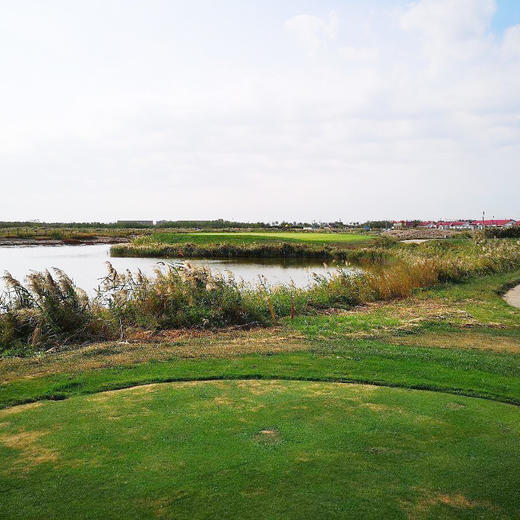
[504,284,520,309]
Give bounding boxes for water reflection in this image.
[0,244,343,295]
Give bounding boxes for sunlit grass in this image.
[2,380,520,519]
[150,231,374,245]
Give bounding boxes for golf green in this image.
[1,379,519,519]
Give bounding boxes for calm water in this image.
[0,244,340,294]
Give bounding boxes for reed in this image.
[110,241,393,263]
[2,239,520,354]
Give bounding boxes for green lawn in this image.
[149,231,373,246]
[2,340,520,408]
[1,270,520,518]
[285,270,520,339]
[2,380,519,519]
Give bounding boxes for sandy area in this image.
[504,284,520,310]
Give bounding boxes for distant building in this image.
[393,219,517,231]
[417,221,437,229]
[471,220,516,229]
[393,220,416,229]
[436,221,473,230]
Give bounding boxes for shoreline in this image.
[0,237,130,247]
[109,243,385,263]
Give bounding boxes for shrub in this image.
[484,227,520,239]
[1,269,112,350]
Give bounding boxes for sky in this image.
[0,0,519,223]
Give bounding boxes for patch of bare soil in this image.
[254,428,281,445]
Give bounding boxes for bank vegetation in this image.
[1,239,520,355]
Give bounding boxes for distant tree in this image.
[360,220,393,229]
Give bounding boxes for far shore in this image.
[0,237,130,247]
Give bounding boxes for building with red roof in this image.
[472,220,516,228]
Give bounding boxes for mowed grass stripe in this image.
[150,231,373,246]
[2,341,520,409]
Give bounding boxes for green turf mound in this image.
[1,380,519,519]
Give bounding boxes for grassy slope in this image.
[1,270,519,518]
[1,270,519,408]
[2,344,519,408]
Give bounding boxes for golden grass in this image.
[0,429,58,474]
[404,492,500,519]
[0,328,306,383]
[391,331,520,353]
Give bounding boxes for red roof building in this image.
[472,220,516,228]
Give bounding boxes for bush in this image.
[0,269,113,351]
[484,227,520,239]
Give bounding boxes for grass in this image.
[1,380,520,519]
[1,250,520,517]
[149,231,374,245]
[110,231,376,259]
[2,339,520,408]
[286,270,520,340]
[5,238,520,355]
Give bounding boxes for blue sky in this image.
[493,0,520,32]
[0,0,519,222]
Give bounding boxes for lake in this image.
[0,244,341,294]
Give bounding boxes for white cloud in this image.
[401,0,496,42]
[502,24,520,59]
[337,46,378,62]
[0,0,519,221]
[285,11,338,56]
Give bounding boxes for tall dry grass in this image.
[2,239,520,354]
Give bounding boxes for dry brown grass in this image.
[391,331,520,353]
[403,492,500,519]
[0,328,306,383]
[0,429,58,474]
[2,287,516,384]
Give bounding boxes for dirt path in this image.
[504,284,520,310]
